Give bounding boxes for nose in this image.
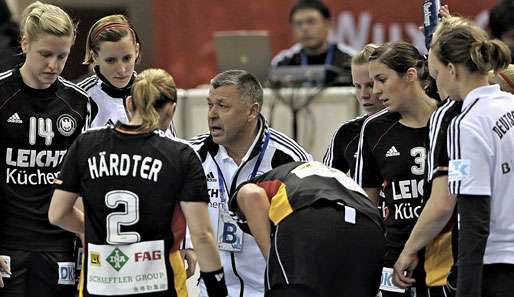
[116,62,128,75]
[208,105,218,119]
[359,86,371,100]
[372,82,382,96]
[47,57,58,71]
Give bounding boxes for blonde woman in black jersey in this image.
[49,69,227,297]
[0,2,91,296]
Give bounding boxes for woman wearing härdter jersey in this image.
[78,14,175,136]
[0,2,91,296]
[49,69,227,297]
[354,42,438,297]
[428,17,513,297]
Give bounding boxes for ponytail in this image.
[131,69,177,131]
[470,40,511,73]
[432,17,511,74]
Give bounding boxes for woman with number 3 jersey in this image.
[49,69,227,297]
[354,42,438,297]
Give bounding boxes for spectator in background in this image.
[271,0,354,86]
[488,0,514,61]
[0,0,23,72]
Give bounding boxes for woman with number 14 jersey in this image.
[49,69,227,297]
[0,2,91,296]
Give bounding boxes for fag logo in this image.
[57,114,77,136]
[134,250,162,262]
[106,248,129,271]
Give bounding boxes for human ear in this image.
[248,102,260,120]
[21,37,29,53]
[447,63,457,80]
[126,96,135,113]
[405,67,418,83]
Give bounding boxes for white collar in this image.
[462,84,501,110]
[218,123,264,164]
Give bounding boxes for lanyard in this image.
[216,130,271,203]
[300,43,335,67]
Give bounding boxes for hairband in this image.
[92,22,133,43]
[498,71,514,90]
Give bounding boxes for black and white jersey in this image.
[423,99,462,287]
[0,66,91,252]
[229,161,383,231]
[78,68,133,129]
[448,84,514,265]
[426,99,463,185]
[78,68,177,136]
[355,109,429,263]
[189,115,312,297]
[323,115,367,177]
[54,123,208,297]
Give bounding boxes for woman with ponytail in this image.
[353,41,438,297]
[49,69,227,297]
[427,16,513,297]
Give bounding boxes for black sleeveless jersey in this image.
[54,123,209,297]
[324,115,367,177]
[0,67,91,251]
[355,109,429,254]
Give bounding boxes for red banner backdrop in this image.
[154,0,496,88]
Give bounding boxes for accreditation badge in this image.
[217,211,243,252]
[86,240,168,295]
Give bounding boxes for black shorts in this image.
[482,263,514,297]
[265,203,385,297]
[0,248,76,297]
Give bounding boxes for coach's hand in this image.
[393,251,417,288]
[0,257,11,288]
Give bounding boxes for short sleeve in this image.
[54,136,82,194]
[448,120,493,196]
[323,127,350,173]
[177,145,210,203]
[355,126,383,187]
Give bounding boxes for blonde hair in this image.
[83,14,141,65]
[351,43,379,65]
[20,1,76,44]
[131,68,177,131]
[489,64,514,94]
[431,16,511,74]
